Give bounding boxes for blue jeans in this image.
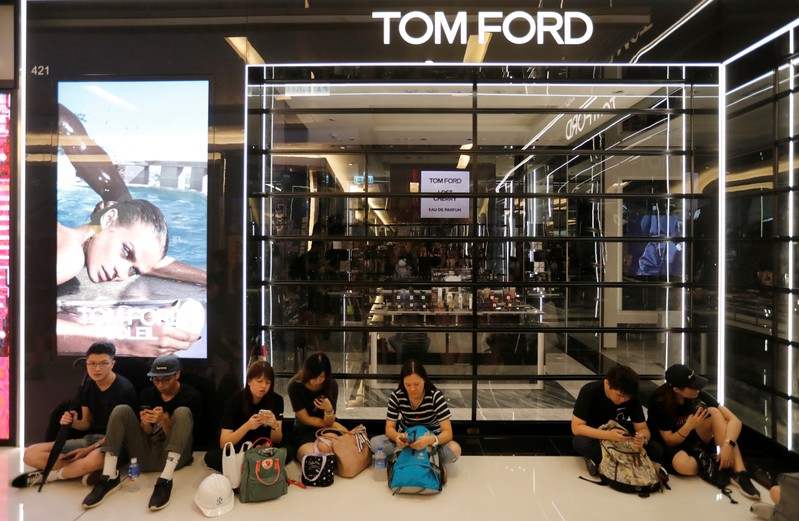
[370,434,458,465]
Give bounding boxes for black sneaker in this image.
[82,475,121,509]
[81,469,103,487]
[584,457,599,477]
[732,470,761,500]
[148,478,173,511]
[11,471,43,488]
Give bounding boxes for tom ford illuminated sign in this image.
[373,11,593,46]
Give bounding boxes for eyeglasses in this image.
[150,375,175,384]
[86,361,113,368]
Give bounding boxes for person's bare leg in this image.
[58,448,103,480]
[22,442,66,471]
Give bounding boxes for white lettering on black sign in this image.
[373,10,593,46]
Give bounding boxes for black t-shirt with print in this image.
[572,380,645,430]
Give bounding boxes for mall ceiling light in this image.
[225,36,265,65]
[463,33,491,63]
[457,143,473,169]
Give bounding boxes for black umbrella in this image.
[39,358,87,492]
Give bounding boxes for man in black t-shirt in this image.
[11,341,136,488]
[571,364,661,475]
[82,355,201,512]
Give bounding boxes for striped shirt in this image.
[386,387,451,435]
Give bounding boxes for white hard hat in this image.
[194,474,234,518]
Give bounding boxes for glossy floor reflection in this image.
[1,448,770,521]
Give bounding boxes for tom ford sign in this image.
[373,10,593,46]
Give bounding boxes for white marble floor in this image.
[1,448,771,521]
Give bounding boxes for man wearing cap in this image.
[571,364,662,476]
[81,355,202,511]
[647,363,760,499]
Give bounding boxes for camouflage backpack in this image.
[595,420,668,497]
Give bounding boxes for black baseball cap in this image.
[147,355,180,377]
[665,364,708,390]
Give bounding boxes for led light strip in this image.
[717,63,727,404]
[787,30,795,452]
[631,0,718,64]
[18,0,27,451]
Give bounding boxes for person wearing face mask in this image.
[369,359,461,467]
[287,352,343,461]
[203,360,286,471]
[571,364,662,477]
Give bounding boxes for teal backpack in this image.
[388,425,443,495]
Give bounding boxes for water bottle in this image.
[373,446,387,481]
[126,457,140,492]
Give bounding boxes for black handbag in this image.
[301,440,335,487]
[689,443,736,503]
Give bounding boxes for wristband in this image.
[725,439,736,448]
[432,434,440,447]
[324,409,334,417]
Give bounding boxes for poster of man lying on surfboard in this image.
[55,80,208,359]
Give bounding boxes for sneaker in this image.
[584,457,599,477]
[148,478,173,511]
[82,475,121,509]
[81,469,103,487]
[732,470,761,500]
[11,471,43,488]
[750,502,775,520]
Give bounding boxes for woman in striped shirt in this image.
[370,359,461,465]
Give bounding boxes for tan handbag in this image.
[315,425,372,478]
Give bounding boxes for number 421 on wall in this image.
[31,65,49,76]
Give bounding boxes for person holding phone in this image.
[287,352,342,460]
[571,364,662,477]
[11,341,136,488]
[647,364,760,499]
[203,360,286,471]
[82,355,201,511]
[370,359,461,467]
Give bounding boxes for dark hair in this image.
[293,351,333,397]
[242,360,276,409]
[91,199,169,258]
[649,382,679,422]
[398,359,436,395]
[86,341,116,359]
[605,364,639,397]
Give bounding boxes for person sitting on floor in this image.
[571,364,662,476]
[287,352,344,461]
[370,359,461,467]
[81,355,201,511]
[12,341,136,488]
[647,363,760,500]
[203,360,287,471]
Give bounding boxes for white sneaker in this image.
[750,502,775,520]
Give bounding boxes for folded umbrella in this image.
[39,358,87,492]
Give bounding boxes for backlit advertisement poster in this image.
[56,81,209,359]
[0,93,10,439]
